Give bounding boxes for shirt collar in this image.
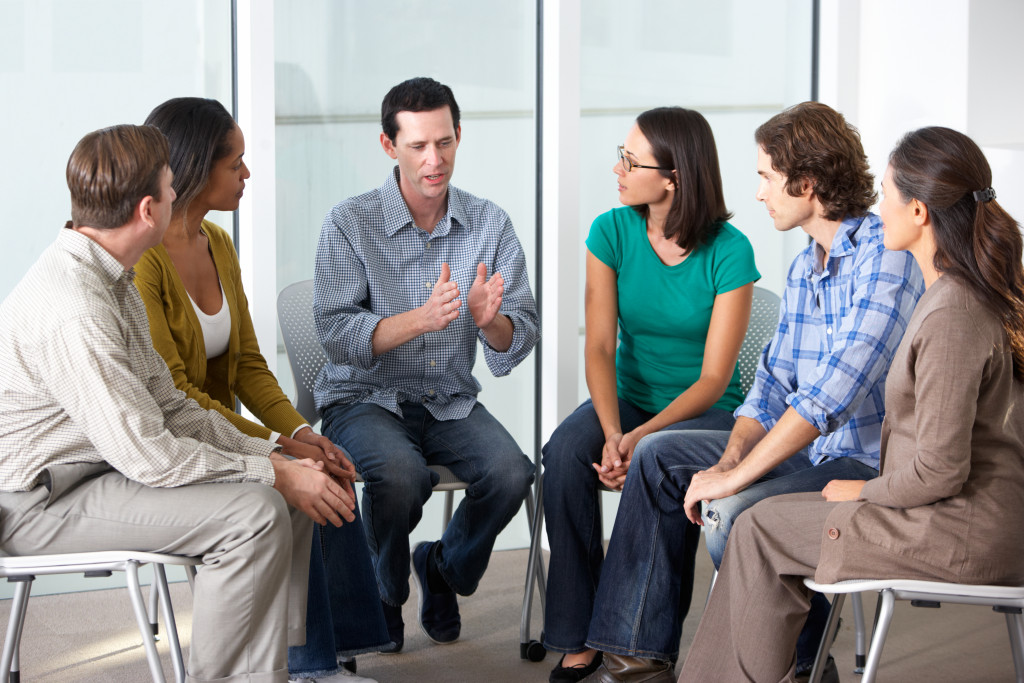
[379,166,468,238]
[809,214,872,276]
[57,227,136,286]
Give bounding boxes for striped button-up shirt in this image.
[736,213,924,467]
[0,229,276,492]
[314,167,539,420]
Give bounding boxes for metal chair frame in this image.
[0,550,199,683]
[804,576,1024,683]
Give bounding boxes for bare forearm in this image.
[371,310,428,356]
[585,348,621,437]
[719,416,769,466]
[730,408,819,484]
[634,377,730,440]
[479,313,513,352]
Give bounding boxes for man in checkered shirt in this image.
[0,124,355,682]
[314,77,538,651]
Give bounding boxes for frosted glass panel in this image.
[273,3,539,548]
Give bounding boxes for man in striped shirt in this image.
[0,124,353,682]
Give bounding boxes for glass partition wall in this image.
[0,0,235,596]
[576,0,814,530]
[273,0,539,548]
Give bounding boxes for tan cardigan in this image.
[134,220,305,440]
[817,276,1024,585]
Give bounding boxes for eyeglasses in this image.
[617,145,672,173]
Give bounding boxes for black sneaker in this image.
[411,541,461,644]
[379,599,404,654]
[550,651,603,682]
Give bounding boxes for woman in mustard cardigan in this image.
[140,97,388,683]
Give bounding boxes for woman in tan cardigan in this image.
[140,97,388,682]
[677,127,1024,682]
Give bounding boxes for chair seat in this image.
[0,550,200,575]
[805,577,1024,606]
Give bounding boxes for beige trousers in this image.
[0,467,312,683]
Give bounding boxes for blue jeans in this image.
[585,429,814,660]
[321,400,534,605]
[288,510,392,677]
[703,455,879,668]
[541,400,735,654]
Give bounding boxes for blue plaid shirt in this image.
[736,213,924,468]
[313,168,539,420]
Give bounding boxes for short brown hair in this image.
[66,124,169,229]
[755,102,875,221]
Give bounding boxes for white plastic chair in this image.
[0,550,199,683]
[518,286,784,662]
[803,576,1024,683]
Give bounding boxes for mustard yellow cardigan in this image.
[134,220,305,440]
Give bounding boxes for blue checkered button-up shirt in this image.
[736,213,924,468]
[313,168,539,421]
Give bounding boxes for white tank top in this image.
[188,285,231,359]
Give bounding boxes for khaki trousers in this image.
[0,467,312,683]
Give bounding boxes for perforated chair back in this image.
[737,286,782,396]
[277,280,327,426]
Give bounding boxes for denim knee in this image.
[362,458,434,513]
[703,495,747,568]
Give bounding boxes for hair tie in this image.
[973,187,997,203]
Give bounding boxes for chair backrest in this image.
[736,286,782,397]
[277,279,327,426]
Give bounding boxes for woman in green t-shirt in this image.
[543,107,759,682]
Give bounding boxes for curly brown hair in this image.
[755,102,875,221]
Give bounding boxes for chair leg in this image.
[153,564,187,683]
[2,578,32,683]
[851,591,867,673]
[706,569,718,606]
[442,490,454,532]
[861,589,896,683]
[1003,610,1024,683]
[807,592,846,683]
[125,561,167,683]
[147,568,160,638]
[520,474,548,661]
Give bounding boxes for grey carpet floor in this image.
[0,542,1018,681]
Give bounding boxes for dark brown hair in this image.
[755,101,875,221]
[381,77,461,143]
[633,107,732,251]
[889,126,1024,380]
[144,97,237,214]
[66,124,169,229]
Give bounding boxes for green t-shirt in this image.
[585,206,760,414]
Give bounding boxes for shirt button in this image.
[425,242,431,249]
[428,390,436,396]
[826,327,833,335]
[429,360,436,367]
[424,282,431,289]
[827,528,840,540]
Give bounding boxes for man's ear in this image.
[137,195,155,227]
[455,125,461,144]
[799,176,815,198]
[381,132,398,159]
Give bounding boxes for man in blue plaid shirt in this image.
[582,102,924,682]
[313,77,538,652]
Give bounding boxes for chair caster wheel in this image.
[521,639,546,661]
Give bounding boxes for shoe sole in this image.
[410,542,459,645]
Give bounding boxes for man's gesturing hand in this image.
[468,262,504,329]
[420,262,461,332]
